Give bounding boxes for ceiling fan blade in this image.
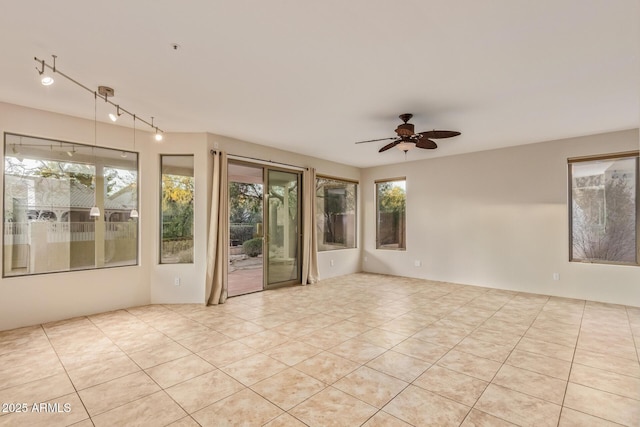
[355,137,397,144]
[419,130,461,139]
[379,140,400,152]
[416,139,437,149]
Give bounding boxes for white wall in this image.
[361,129,640,307]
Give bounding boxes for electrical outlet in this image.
[174,277,181,286]
[330,259,335,267]
[552,273,560,281]
[414,260,422,267]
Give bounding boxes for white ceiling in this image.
[0,1,638,168]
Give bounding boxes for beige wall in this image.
[0,102,151,330]
[0,102,361,330]
[361,129,640,307]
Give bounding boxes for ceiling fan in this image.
[355,113,461,153]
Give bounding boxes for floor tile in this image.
[251,367,326,410]
[358,328,408,348]
[558,408,622,426]
[392,337,451,363]
[492,364,567,404]
[289,387,377,427]
[366,350,431,382]
[220,353,288,386]
[361,411,412,426]
[328,338,387,364]
[383,384,470,426]
[460,409,517,426]
[505,348,572,380]
[436,350,502,382]
[78,371,160,416]
[165,370,245,413]
[475,384,561,426]
[414,365,489,406]
[91,391,186,427]
[515,337,574,362]
[333,366,408,408]
[145,354,214,388]
[294,351,360,384]
[263,413,308,426]
[67,353,140,390]
[263,340,322,366]
[573,347,640,378]
[563,382,640,426]
[569,363,640,400]
[128,341,192,369]
[192,388,282,426]
[455,336,514,363]
[197,340,258,367]
[166,416,201,426]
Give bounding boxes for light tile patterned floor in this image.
[1,273,639,426]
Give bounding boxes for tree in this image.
[572,175,636,263]
[228,182,263,224]
[316,178,356,245]
[377,181,406,247]
[162,174,194,239]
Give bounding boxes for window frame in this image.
[160,154,195,264]
[3,132,139,277]
[568,151,639,266]
[315,174,358,251]
[375,177,406,251]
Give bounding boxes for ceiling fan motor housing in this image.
[396,123,414,136]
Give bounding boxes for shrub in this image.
[243,237,263,257]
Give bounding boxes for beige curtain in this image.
[301,167,319,284]
[205,151,229,305]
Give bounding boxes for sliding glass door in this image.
[266,169,301,288]
[227,162,301,296]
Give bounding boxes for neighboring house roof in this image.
[5,174,136,210]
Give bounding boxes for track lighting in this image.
[109,105,123,122]
[37,55,56,86]
[151,117,163,141]
[34,55,164,138]
[41,75,54,86]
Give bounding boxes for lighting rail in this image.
[34,54,164,139]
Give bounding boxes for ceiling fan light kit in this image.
[355,113,461,155]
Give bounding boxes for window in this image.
[161,155,194,263]
[316,176,357,251]
[376,178,406,250]
[3,133,138,276]
[569,152,639,265]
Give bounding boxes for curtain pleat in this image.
[205,151,229,305]
[301,167,319,284]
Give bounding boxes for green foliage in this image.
[162,174,194,240]
[229,182,263,223]
[378,182,406,213]
[242,237,263,257]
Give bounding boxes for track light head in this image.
[41,75,54,86]
[154,130,163,141]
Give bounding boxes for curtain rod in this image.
[210,150,308,171]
